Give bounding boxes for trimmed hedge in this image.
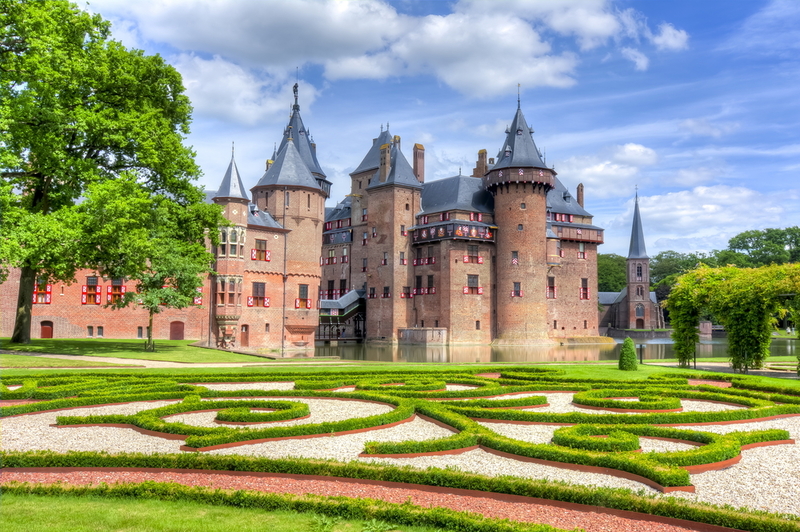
[3,450,798,532]
[619,337,638,371]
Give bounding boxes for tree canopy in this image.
[597,253,627,293]
[0,1,223,343]
[666,264,800,371]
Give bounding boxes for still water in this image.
[313,338,798,364]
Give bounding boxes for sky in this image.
[84,0,800,256]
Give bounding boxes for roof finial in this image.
[635,184,639,200]
[380,123,383,132]
[293,82,299,108]
[517,83,521,109]
[231,141,235,157]
[386,121,389,130]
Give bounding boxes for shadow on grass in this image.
[0,338,180,356]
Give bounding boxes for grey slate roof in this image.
[598,288,658,306]
[212,153,250,202]
[491,106,547,171]
[254,140,320,190]
[419,175,493,215]
[325,196,352,223]
[628,194,648,259]
[320,289,365,308]
[248,204,284,229]
[352,129,393,175]
[366,142,421,190]
[546,177,591,217]
[276,104,326,177]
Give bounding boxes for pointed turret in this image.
[351,126,394,176]
[366,137,422,190]
[491,107,547,172]
[628,193,648,259]
[254,140,320,190]
[276,85,326,178]
[212,147,249,202]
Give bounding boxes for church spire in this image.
[627,192,648,259]
[212,145,249,202]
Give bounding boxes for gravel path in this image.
[0,469,703,532]
[3,386,799,523]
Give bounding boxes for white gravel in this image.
[2,387,798,517]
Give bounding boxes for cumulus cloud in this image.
[621,47,649,71]
[651,23,689,51]
[172,54,317,125]
[557,143,658,198]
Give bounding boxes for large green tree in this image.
[0,1,215,343]
[666,264,800,371]
[727,228,799,266]
[597,253,627,292]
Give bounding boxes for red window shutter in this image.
[463,255,469,263]
[463,286,469,294]
[430,287,436,294]
[400,293,405,298]
[306,299,312,309]
[107,285,112,303]
[478,286,484,294]
[333,257,337,264]
[469,212,474,221]
[247,296,254,307]
[81,285,88,305]
[320,257,324,266]
[251,249,257,260]
[265,250,271,261]
[295,298,300,309]
[431,257,436,264]
[477,256,484,264]
[265,297,270,307]
[45,285,52,304]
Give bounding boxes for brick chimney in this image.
[576,183,584,208]
[379,143,391,182]
[413,143,425,183]
[472,149,487,177]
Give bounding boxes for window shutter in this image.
[463,286,469,294]
[45,284,52,304]
[265,297,270,307]
[430,287,436,294]
[477,256,484,264]
[306,299,312,309]
[251,249,257,260]
[477,286,484,295]
[81,285,88,305]
[463,255,469,263]
[107,285,112,303]
[265,250,271,261]
[247,296,254,307]
[295,298,300,309]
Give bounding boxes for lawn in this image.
[0,354,137,368]
[1,493,437,532]
[0,338,267,364]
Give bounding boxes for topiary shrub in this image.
[619,337,638,371]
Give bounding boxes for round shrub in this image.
[619,337,638,371]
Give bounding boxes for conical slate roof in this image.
[491,105,547,171]
[628,194,648,259]
[352,128,393,175]
[366,141,421,190]
[254,140,320,190]
[275,97,326,177]
[212,151,249,201]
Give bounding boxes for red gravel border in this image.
[0,468,746,532]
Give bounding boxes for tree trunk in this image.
[11,265,37,344]
[145,308,155,352]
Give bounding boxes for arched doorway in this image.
[240,324,249,347]
[40,321,53,339]
[169,321,185,340]
[636,318,645,329]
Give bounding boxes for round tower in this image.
[486,105,555,343]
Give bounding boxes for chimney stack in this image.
[413,143,425,183]
[576,183,584,208]
[379,143,391,182]
[472,149,487,177]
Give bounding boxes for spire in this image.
[628,192,649,259]
[274,85,326,177]
[491,106,547,171]
[255,140,319,190]
[212,146,249,202]
[351,125,393,175]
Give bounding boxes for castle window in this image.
[340,279,347,293]
[476,320,481,330]
[87,326,93,337]
[362,258,368,272]
[577,242,586,259]
[111,278,125,304]
[427,275,434,289]
[580,278,589,300]
[440,212,450,221]
[369,287,376,299]
[584,320,588,329]
[265,323,270,333]
[402,286,411,298]
[636,264,643,281]
[546,277,556,299]
[520,203,526,209]
[307,194,310,208]
[553,320,558,330]
[33,277,51,304]
[382,286,391,298]
[517,224,523,231]
[400,225,407,236]
[512,282,522,297]
[341,246,348,263]
[299,284,308,299]
[97,326,104,337]
[636,304,645,318]
[137,326,143,338]
[405,203,409,211]
[361,208,367,221]
[465,274,481,295]
[382,252,388,265]
[251,282,267,307]
[285,191,290,206]
[82,276,101,305]
[253,239,270,261]
[511,251,519,264]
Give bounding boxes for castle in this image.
[2,89,614,348]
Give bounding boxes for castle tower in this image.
[250,88,327,348]
[626,193,651,329]
[211,149,250,348]
[486,104,555,343]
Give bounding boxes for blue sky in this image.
[86,0,800,256]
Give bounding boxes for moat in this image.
[312,337,798,364]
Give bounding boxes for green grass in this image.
[0,493,436,532]
[0,354,137,368]
[0,339,266,364]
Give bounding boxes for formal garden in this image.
[3,364,800,532]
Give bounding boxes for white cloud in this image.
[172,54,317,126]
[613,143,657,166]
[679,118,739,138]
[650,23,689,51]
[621,47,649,71]
[718,0,800,57]
[672,167,720,187]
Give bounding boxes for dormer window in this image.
[563,192,571,203]
[516,128,523,135]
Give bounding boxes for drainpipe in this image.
[281,186,288,358]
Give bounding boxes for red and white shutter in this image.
[265,250,271,262]
[463,286,469,294]
[477,286,484,295]
[94,285,102,304]
[247,296,254,307]
[264,297,270,307]
[251,249,257,260]
[107,285,113,303]
[81,285,88,305]
[45,284,52,304]
[306,299,312,309]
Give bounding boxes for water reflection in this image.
[313,338,797,364]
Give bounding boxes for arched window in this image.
[636,264,643,280]
[635,304,645,317]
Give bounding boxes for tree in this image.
[1,1,210,343]
[618,337,638,371]
[666,264,800,371]
[597,254,627,292]
[77,176,223,351]
[727,228,796,266]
